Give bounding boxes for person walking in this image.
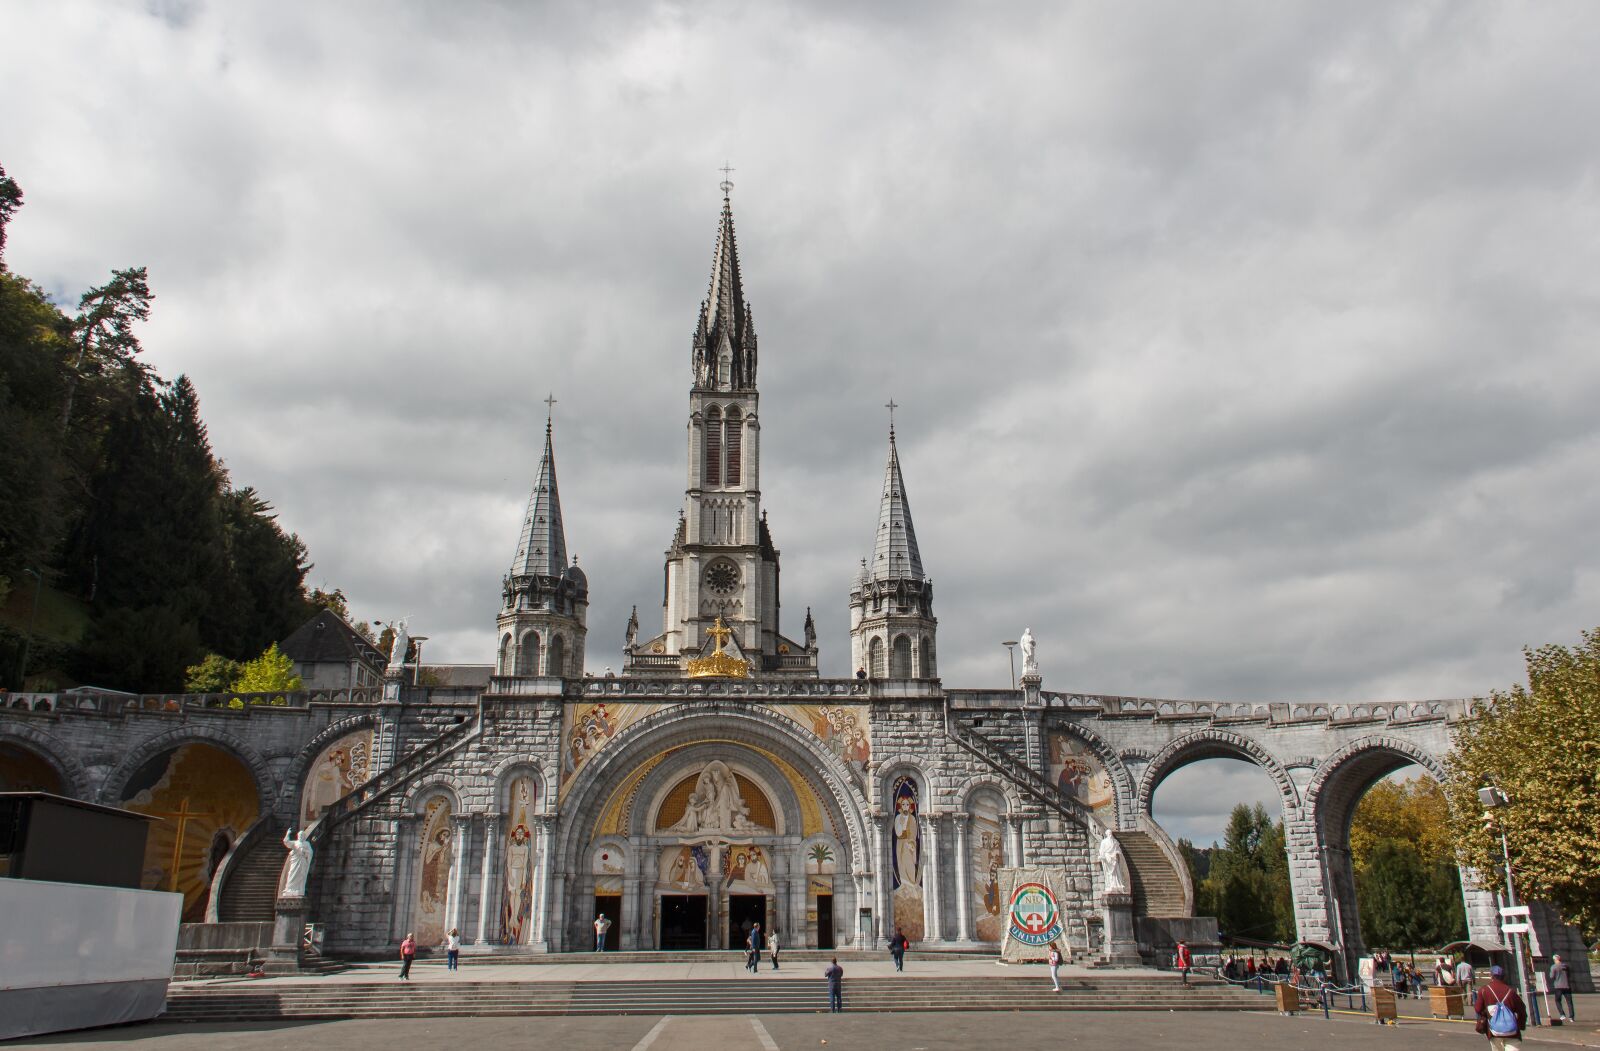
[1047,944,1063,993]
[593,912,611,952]
[746,922,763,973]
[1457,956,1476,994]
[398,932,416,980]
[1549,954,1575,1022]
[1175,941,1192,986]
[889,926,909,972]
[824,957,844,1013]
[769,930,781,971]
[1473,965,1526,1050]
[444,927,461,971]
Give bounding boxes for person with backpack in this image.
[1047,944,1063,993]
[1473,965,1527,1050]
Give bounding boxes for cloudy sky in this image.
[6,2,1598,841]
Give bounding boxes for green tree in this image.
[1443,629,1600,939]
[0,163,21,268]
[232,642,302,693]
[184,653,243,693]
[1196,803,1294,943]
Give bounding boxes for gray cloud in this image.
[6,0,1599,843]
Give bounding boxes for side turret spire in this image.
[510,397,568,578]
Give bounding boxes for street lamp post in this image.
[411,636,429,686]
[1478,786,1540,1026]
[1001,641,1018,690]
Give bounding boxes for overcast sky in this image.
[6,2,1598,842]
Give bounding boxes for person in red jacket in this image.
[1175,941,1192,986]
[1473,965,1527,1050]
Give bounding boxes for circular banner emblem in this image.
[1007,881,1065,946]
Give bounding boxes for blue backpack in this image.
[1486,989,1518,1037]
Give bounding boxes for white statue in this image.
[1020,627,1038,676]
[389,618,410,667]
[1097,827,1130,897]
[665,760,761,834]
[281,827,314,897]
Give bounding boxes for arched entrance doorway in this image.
[553,705,870,952]
[117,742,262,922]
[0,741,67,794]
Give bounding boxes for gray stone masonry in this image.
[1,679,1590,990]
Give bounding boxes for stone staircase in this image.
[307,713,480,847]
[163,974,1270,1021]
[217,820,286,923]
[1115,830,1187,918]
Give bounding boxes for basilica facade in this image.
[5,191,1589,988]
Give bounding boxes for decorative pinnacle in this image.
[719,161,735,199]
[885,398,898,437]
[544,392,557,435]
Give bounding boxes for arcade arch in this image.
[114,741,262,922]
[0,737,71,795]
[1307,738,1465,962]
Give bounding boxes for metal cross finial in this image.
[885,398,898,435]
[719,162,735,199]
[544,392,557,433]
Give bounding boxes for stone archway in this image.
[1135,727,1300,819]
[0,727,83,796]
[552,703,872,952]
[1304,735,1463,972]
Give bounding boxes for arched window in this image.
[890,634,913,678]
[724,407,742,486]
[718,352,731,387]
[867,637,885,678]
[920,635,935,678]
[704,407,722,487]
[547,635,566,677]
[516,631,540,676]
[498,634,511,675]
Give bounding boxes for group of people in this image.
[742,923,782,971]
[395,927,461,979]
[1222,954,1291,988]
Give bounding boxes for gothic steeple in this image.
[850,410,937,679]
[692,188,758,391]
[510,415,568,579]
[498,403,587,679]
[870,424,926,583]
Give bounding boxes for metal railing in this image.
[942,704,1095,827]
[307,713,480,845]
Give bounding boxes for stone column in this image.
[391,814,420,943]
[874,813,892,946]
[531,814,556,951]
[621,875,641,950]
[475,813,501,947]
[923,814,942,942]
[952,814,972,943]
[1007,816,1025,868]
[445,813,473,936]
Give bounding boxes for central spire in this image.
[693,182,757,390]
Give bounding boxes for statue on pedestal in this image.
[1097,827,1130,897]
[389,618,410,669]
[1020,627,1038,676]
[281,827,314,897]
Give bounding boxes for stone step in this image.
[218,821,286,924]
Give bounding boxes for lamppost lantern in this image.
[1478,786,1509,809]
[1001,640,1019,690]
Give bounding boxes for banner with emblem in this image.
[998,867,1072,963]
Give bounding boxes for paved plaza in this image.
[10,1002,1600,1051]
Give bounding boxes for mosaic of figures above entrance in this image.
[560,701,872,798]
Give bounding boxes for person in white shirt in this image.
[1455,958,1475,993]
[445,927,461,971]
